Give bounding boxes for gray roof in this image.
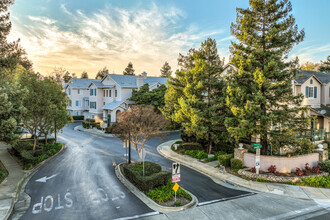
[102,101,125,110]
[90,81,115,89]
[295,70,330,85]
[106,74,167,88]
[67,79,101,89]
[312,105,330,118]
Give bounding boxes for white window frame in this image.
[308,87,313,98]
[76,100,82,107]
[77,89,82,94]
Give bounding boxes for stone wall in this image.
[243,152,319,173]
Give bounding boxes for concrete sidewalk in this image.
[157,140,330,203]
[0,142,28,220]
[74,125,116,137]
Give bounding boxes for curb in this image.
[74,125,116,137]
[6,144,67,220]
[115,163,198,213]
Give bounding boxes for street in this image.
[16,122,329,220]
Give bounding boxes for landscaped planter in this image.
[243,152,319,173]
[238,168,329,183]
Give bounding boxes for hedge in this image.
[218,154,234,167]
[72,115,84,120]
[184,150,208,159]
[181,143,203,151]
[318,161,330,173]
[230,158,243,170]
[123,162,170,192]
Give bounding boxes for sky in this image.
[8,0,330,78]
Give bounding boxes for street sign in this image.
[256,162,260,167]
[254,144,262,149]
[172,174,181,182]
[255,147,261,174]
[173,183,179,192]
[139,148,147,161]
[172,162,180,175]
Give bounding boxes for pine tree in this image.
[123,62,135,75]
[163,38,227,153]
[160,61,172,77]
[63,71,72,83]
[0,0,31,76]
[226,0,309,155]
[96,66,109,79]
[319,55,330,72]
[81,71,88,79]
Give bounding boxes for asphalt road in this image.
[18,122,251,220]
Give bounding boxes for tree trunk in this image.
[45,134,48,145]
[33,135,37,151]
[207,134,212,154]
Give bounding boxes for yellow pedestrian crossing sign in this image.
[173,183,179,192]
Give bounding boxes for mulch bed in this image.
[158,197,190,207]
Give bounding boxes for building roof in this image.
[311,105,330,119]
[102,101,126,110]
[90,81,115,89]
[295,70,330,85]
[144,77,168,87]
[105,74,167,88]
[67,79,101,89]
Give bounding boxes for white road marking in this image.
[35,174,58,183]
[198,193,255,206]
[113,211,160,220]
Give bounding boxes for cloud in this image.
[290,43,330,64]
[27,16,56,25]
[10,4,226,76]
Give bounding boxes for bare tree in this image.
[112,105,169,162]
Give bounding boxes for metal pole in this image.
[175,191,176,202]
[54,118,57,143]
[128,132,131,164]
[143,159,145,176]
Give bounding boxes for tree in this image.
[0,0,32,78]
[112,106,168,162]
[63,71,72,83]
[319,55,330,72]
[301,61,320,71]
[81,71,88,79]
[48,67,67,84]
[226,0,309,155]
[96,66,109,79]
[72,72,77,79]
[123,62,135,75]
[163,38,226,154]
[129,84,167,112]
[0,79,27,144]
[160,61,172,78]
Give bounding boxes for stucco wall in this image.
[243,152,319,173]
[301,76,322,108]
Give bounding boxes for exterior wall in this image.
[300,76,322,108]
[65,87,89,115]
[121,88,133,101]
[243,152,319,173]
[102,88,115,105]
[88,85,103,118]
[323,83,330,106]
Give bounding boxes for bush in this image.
[256,178,269,183]
[20,150,35,164]
[72,115,84,120]
[298,176,330,188]
[181,143,203,151]
[123,162,170,192]
[294,138,315,155]
[218,154,233,167]
[268,165,277,173]
[24,163,33,170]
[35,154,48,164]
[318,161,330,173]
[184,150,208,160]
[0,171,3,179]
[230,158,243,170]
[146,181,191,203]
[296,168,304,176]
[250,167,256,173]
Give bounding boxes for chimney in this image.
[141,71,147,79]
[136,75,144,90]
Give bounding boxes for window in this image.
[305,86,317,98]
[68,88,71,95]
[90,89,93,96]
[75,100,82,107]
[90,102,96,109]
[103,90,106,97]
[77,89,82,94]
[109,90,112,97]
[103,102,105,105]
[94,89,97,96]
[115,90,117,97]
[310,79,313,84]
[106,90,109,97]
[76,111,80,116]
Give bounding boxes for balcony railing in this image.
[296,129,325,142]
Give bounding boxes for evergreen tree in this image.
[81,71,88,79]
[163,38,227,153]
[123,62,135,75]
[160,61,172,77]
[63,71,72,83]
[0,0,31,76]
[226,0,309,155]
[96,66,109,79]
[319,55,330,72]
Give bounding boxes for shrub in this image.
[206,151,227,162]
[298,176,330,188]
[294,138,315,155]
[312,165,321,174]
[296,168,304,176]
[124,162,161,176]
[20,150,35,164]
[230,158,243,170]
[318,161,330,173]
[184,150,208,160]
[24,163,33,170]
[34,154,48,164]
[72,115,84,120]
[0,171,3,179]
[181,143,203,151]
[256,178,269,182]
[275,171,280,176]
[218,154,234,167]
[82,120,91,128]
[146,181,191,203]
[250,167,256,173]
[268,165,277,173]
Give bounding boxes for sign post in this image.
[173,183,179,202]
[172,162,181,201]
[139,149,147,176]
[254,144,262,175]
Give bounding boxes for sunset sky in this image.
[8,0,330,78]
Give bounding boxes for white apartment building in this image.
[65,72,167,123]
